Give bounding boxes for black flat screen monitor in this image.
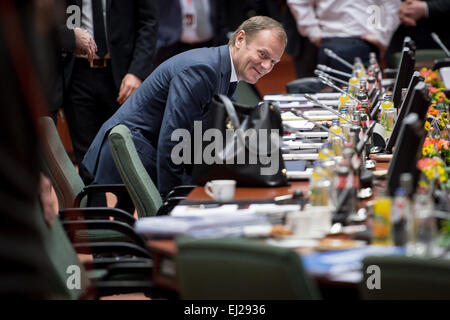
[392,47,415,109]
[385,73,423,153]
[386,84,429,196]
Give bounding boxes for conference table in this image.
[145,160,391,298]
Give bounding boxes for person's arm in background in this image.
[117,0,159,105]
[361,0,401,59]
[399,0,427,26]
[287,0,321,47]
[398,0,450,27]
[58,25,97,62]
[39,173,58,227]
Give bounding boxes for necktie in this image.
[92,0,107,58]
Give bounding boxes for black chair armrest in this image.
[165,185,197,199]
[62,219,146,248]
[156,196,185,216]
[59,207,136,226]
[73,242,152,259]
[433,58,450,70]
[88,279,155,298]
[74,183,134,210]
[104,261,153,280]
[83,257,153,270]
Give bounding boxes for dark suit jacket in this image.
[52,0,158,111]
[155,0,228,51]
[83,45,236,195]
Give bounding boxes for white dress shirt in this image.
[287,0,400,48]
[229,47,238,83]
[77,0,109,58]
[180,0,213,44]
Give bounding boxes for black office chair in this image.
[286,77,325,94]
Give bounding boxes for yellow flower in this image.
[422,144,434,156]
[424,121,431,131]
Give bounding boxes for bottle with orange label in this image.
[372,193,393,245]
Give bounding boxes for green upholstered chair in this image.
[38,116,133,211]
[108,124,163,218]
[108,124,192,218]
[234,81,262,105]
[33,200,155,299]
[360,255,450,300]
[175,237,321,300]
[393,49,447,70]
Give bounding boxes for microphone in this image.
[317,75,361,104]
[431,32,450,58]
[314,70,349,86]
[290,108,349,142]
[304,94,354,126]
[323,48,354,70]
[317,64,352,79]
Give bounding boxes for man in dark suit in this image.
[60,0,158,184]
[83,16,287,196]
[153,0,229,67]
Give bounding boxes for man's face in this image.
[233,29,285,84]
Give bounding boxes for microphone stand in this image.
[323,48,354,70]
[431,32,450,58]
[317,75,361,104]
[290,108,349,142]
[314,70,349,86]
[317,64,352,79]
[304,93,354,126]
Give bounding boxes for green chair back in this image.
[393,49,447,70]
[38,117,86,209]
[360,255,450,300]
[34,201,91,299]
[108,124,163,218]
[234,81,262,105]
[176,237,321,300]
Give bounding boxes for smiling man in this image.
[82,16,287,197]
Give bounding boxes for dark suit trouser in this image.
[65,58,119,206]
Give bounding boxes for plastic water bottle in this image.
[380,94,394,123]
[408,189,438,256]
[309,161,331,207]
[372,192,393,245]
[329,120,343,156]
[338,87,350,112]
[392,187,410,246]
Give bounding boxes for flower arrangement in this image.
[422,137,450,164]
[418,68,450,191]
[420,67,446,89]
[417,157,450,190]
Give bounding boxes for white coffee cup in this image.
[204,180,236,202]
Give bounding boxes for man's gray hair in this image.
[229,16,287,47]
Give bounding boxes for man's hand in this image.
[310,37,321,47]
[73,27,97,63]
[39,173,58,227]
[117,73,142,105]
[361,34,387,59]
[399,0,427,27]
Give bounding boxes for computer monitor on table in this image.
[385,73,423,153]
[392,47,416,109]
[386,84,430,196]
